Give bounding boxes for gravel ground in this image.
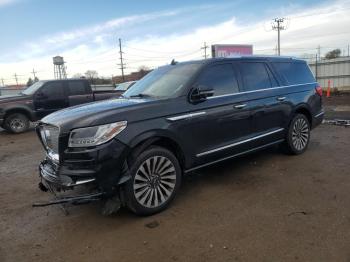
[0,96,349,262]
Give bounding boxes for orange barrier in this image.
[326,80,331,98]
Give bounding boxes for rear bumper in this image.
[38,138,130,194]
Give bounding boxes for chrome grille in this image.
[40,125,60,154]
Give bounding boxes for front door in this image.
[34,81,68,118]
[175,62,252,167]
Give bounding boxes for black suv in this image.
[36,56,324,215]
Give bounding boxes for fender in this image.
[116,129,188,185]
[3,105,36,121]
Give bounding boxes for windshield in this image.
[123,63,201,99]
[21,81,46,95]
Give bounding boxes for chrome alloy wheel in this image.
[292,118,309,151]
[133,156,177,208]
[10,118,25,132]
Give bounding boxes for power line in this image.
[201,42,209,59]
[272,18,287,56]
[118,38,126,81]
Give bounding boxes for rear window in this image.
[67,81,87,96]
[273,62,315,85]
[240,62,273,91]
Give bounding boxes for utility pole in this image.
[14,73,18,86]
[272,18,286,56]
[315,54,318,82]
[317,45,321,60]
[201,42,209,59]
[31,68,37,79]
[348,44,349,57]
[1,78,4,87]
[118,38,125,81]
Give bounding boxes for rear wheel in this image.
[123,146,182,216]
[281,114,310,155]
[3,113,30,133]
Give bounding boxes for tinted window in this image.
[273,62,315,85]
[240,62,272,91]
[41,82,64,98]
[266,66,279,87]
[196,64,239,96]
[68,81,86,96]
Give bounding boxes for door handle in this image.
[277,96,286,101]
[234,104,247,109]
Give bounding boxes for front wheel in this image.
[123,146,182,216]
[281,114,311,155]
[3,113,30,133]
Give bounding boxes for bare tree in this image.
[84,70,98,83]
[325,49,341,59]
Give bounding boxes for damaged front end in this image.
[34,123,131,215]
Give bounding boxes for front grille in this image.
[40,124,60,154]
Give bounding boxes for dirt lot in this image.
[0,96,349,262]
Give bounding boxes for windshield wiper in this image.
[129,93,153,98]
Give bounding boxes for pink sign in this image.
[212,44,253,57]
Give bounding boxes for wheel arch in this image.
[127,130,187,172]
[4,107,34,122]
[293,104,313,127]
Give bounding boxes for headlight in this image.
[68,121,127,148]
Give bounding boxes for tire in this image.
[3,113,30,133]
[123,146,182,216]
[281,114,311,155]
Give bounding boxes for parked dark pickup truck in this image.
[0,79,121,133]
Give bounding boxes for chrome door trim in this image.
[207,82,317,100]
[185,139,285,173]
[196,128,285,157]
[314,111,324,118]
[166,111,206,122]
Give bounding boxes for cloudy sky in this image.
[0,0,349,85]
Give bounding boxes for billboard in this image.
[211,44,253,58]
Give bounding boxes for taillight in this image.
[315,85,323,97]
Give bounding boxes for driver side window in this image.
[195,64,239,96]
[40,82,64,98]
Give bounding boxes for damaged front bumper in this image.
[34,138,130,210]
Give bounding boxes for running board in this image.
[185,139,284,173]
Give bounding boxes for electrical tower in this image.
[31,68,37,80]
[53,56,67,79]
[272,18,286,56]
[201,42,209,59]
[118,38,126,81]
[13,73,19,86]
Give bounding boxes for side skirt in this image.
[184,139,284,174]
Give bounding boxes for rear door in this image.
[34,81,68,118]
[238,61,287,145]
[66,80,93,107]
[178,62,252,166]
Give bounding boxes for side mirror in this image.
[35,91,47,99]
[190,85,214,103]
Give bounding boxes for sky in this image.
[0,0,350,85]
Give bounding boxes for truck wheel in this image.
[4,113,30,133]
[281,114,310,155]
[123,146,182,216]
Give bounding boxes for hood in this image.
[41,97,153,133]
[0,94,29,103]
